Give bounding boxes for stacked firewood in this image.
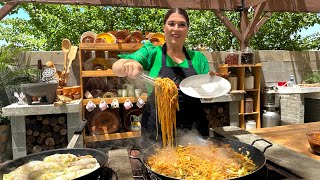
[25,114,68,154]
[203,103,230,128]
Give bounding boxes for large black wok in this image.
[131,137,272,180]
[0,120,110,180]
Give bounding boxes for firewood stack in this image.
[25,114,68,154]
[203,103,230,128]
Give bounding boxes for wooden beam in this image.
[0,1,20,20]
[1,0,241,11]
[213,10,243,42]
[256,12,272,32]
[243,2,267,42]
[247,0,320,13]
[239,11,249,50]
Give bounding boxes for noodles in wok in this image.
[147,142,256,179]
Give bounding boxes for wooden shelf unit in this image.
[219,63,262,129]
[79,43,144,143]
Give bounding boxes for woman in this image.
[112,8,210,147]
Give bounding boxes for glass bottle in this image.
[225,47,239,65]
[241,47,254,64]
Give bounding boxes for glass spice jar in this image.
[224,47,239,66]
[241,47,254,64]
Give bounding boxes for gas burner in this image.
[98,166,118,180]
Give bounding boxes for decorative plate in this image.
[88,108,121,135]
[80,31,97,43]
[96,33,116,44]
[179,74,231,99]
[42,68,56,78]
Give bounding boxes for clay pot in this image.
[115,30,129,43]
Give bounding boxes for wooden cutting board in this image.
[249,122,320,160]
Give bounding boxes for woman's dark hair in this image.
[164,8,189,27]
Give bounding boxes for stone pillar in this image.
[10,116,27,158]
[280,94,304,125]
[229,101,240,127]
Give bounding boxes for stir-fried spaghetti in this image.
[147,143,256,179]
[154,78,179,147]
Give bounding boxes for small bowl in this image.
[306,130,320,154]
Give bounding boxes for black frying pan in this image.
[0,120,109,180]
[131,137,272,180]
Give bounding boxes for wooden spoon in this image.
[64,46,78,85]
[61,39,71,85]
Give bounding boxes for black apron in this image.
[140,44,209,147]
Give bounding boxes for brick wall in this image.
[279,94,305,125]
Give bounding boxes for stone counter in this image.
[211,126,320,180]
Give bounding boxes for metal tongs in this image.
[139,73,155,85]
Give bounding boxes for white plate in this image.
[179,74,231,98]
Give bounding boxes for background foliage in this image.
[0,4,319,51]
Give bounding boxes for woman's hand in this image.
[112,59,143,79]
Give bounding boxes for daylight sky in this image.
[0,8,319,46]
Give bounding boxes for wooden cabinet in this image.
[79,43,145,143]
[219,63,262,129]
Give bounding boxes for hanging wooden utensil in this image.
[64,45,78,85]
[61,39,71,86]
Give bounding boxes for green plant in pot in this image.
[0,44,40,104]
[303,72,320,85]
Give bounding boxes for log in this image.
[42,125,51,133]
[53,125,61,132]
[27,135,36,144]
[60,128,67,136]
[40,132,46,139]
[33,145,42,153]
[49,118,58,126]
[41,144,49,151]
[26,129,33,136]
[42,118,50,125]
[26,143,33,149]
[46,132,53,138]
[36,115,43,121]
[33,131,40,137]
[60,123,67,129]
[57,116,66,124]
[37,137,44,144]
[53,133,61,142]
[54,138,61,145]
[45,137,55,146]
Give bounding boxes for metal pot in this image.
[130,137,272,180]
[262,107,281,128]
[0,120,111,180]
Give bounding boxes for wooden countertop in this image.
[249,122,320,160]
